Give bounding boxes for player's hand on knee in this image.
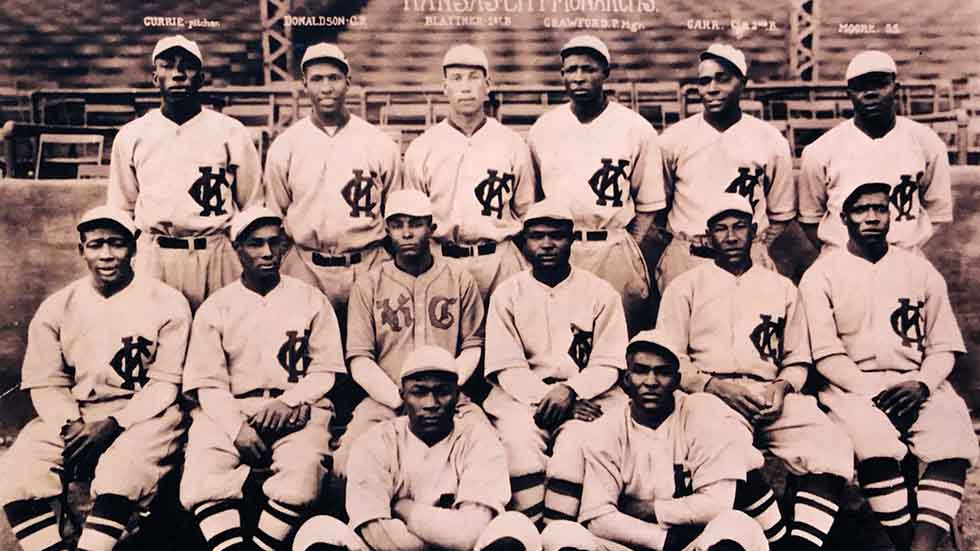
[250,398,294,434]
[755,380,792,425]
[705,379,765,423]
[286,403,312,430]
[63,417,123,478]
[535,384,577,429]
[235,422,271,468]
[571,399,603,422]
[873,381,928,429]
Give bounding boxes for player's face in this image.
[707,213,754,264]
[152,51,204,103]
[523,220,573,270]
[697,59,743,115]
[444,66,490,117]
[560,53,608,103]
[843,192,891,244]
[304,61,350,117]
[401,372,459,443]
[847,73,897,121]
[386,214,434,261]
[79,226,135,288]
[624,349,679,416]
[235,223,289,278]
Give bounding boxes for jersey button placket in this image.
[414,281,425,344]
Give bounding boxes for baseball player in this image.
[484,198,630,527]
[526,34,663,335]
[0,207,191,551]
[799,182,978,551]
[539,329,768,551]
[108,35,263,311]
[180,207,346,551]
[657,194,853,550]
[293,346,541,551]
[799,50,953,252]
[264,42,400,332]
[333,190,487,477]
[401,44,535,303]
[656,44,794,292]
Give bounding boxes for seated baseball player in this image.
[293,346,541,551]
[0,207,191,551]
[799,182,979,551]
[180,207,346,551]
[656,194,853,551]
[484,198,630,526]
[334,189,487,478]
[540,329,768,551]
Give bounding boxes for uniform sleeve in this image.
[778,281,811,393]
[347,425,397,530]
[229,123,264,210]
[685,395,761,490]
[656,277,707,393]
[797,144,828,225]
[918,127,954,224]
[797,264,848,363]
[484,285,530,377]
[401,138,428,194]
[182,303,232,393]
[579,430,624,524]
[631,123,668,213]
[584,284,629,372]
[455,426,511,514]
[21,296,72,390]
[457,271,485,351]
[146,292,193,385]
[510,135,537,219]
[106,127,139,216]
[922,262,966,356]
[263,135,292,218]
[345,277,379,362]
[305,290,347,375]
[765,132,796,223]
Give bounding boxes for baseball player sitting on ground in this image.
[657,194,854,551]
[264,42,400,333]
[402,43,535,304]
[799,50,953,253]
[0,207,191,551]
[540,329,769,551]
[526,34,663,335]
[799,182,978,551]
[333,189,487,478]
[484,198,630,527]
[656,44,795,292]
[292,346,541,551]
[180,207,346,551]
[108,35,263,311]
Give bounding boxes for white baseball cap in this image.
[400,345,458,383]
[846,50,897,81]
[301,42,350,74]
[230,206,282,242]
[705,194,754,228]
[627,328,682,367]
[689,510,770,551]
[77,206,138,240]
[475,512,542,551]
[523,198,574,225]
[560,35,611,67]
[443,44,490,74]
[700,43,748,78]
[152,35,203,66]
[293,515,364,551]
[385,189,433,219]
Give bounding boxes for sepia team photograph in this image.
[0,1,979,550]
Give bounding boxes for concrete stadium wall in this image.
[1,173,979,436]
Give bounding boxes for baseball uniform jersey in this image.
[799,116,952,249]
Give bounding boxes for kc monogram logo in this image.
[568,323,594,370]
[277,329,312,383]
[341,169,378,218]
[109,335,154,390]
[890,172,922,222]
[725,166,765,210]
[890,298,925,352]
[188,166,234,216]
[588,158,630,207]
[428,296,458,330]
[749,314,785,363]
[378,294,413,332]
[474,169,514,219]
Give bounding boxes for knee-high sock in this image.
[3,499,67,551]
[912,458,968,551]
[76,494,134,551]
[193,500,249,551]
[544,478,582,525]
[510,473,545,526]
[255,498,305,551]
[857,457,912,551]
[735,469,787,544]
[789,473,845,550]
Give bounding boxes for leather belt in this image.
[441,241,497,258]
[312,251,363,267]
[235,388,284,399]
[572,230,609,242]
[157,236,209,250]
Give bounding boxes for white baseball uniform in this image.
[180,275,346,510]
[528,101,663,332]
[799,246,978,464]
[403,117,535,302]
[0,274,191,506]
[108,108,263,311]
[656,113,795,291]
[657,262,853,479]
[799,116,953,250]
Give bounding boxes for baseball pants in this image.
[655,233,774,293]
[434,238,529,305]
[570,230,651,335]
[136,232,241,312]
[180,397,335,510]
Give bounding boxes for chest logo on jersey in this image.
[890,298,925,352]
[378,294,413,332]
[749,314,785,363]
[588,158,630,207]
[890,172,923,222]
[568,323,594,370]
[725,167,765,210]
[188,166,234,216]
[474,169,515,219]
[341,169,378,218]
[428,296,458,330]
[109,335,154,390]
[277,329,312,383]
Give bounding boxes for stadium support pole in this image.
[261,0,294,83]
[789,0,819,81]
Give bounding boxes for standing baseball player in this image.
[108,35,263,311]
[484,198,630,527]
[539,329,769,551]
[292,346,541,551]
[657,194,853,550]
[333,190,487,477]
[656,44,794,292]
[0,207,191,551]
[264,42,400,332]
[799,183,978,551]
[401,43,535,303]
[799,50,953,252]
[180,207,346,551]
[526,34,663,334]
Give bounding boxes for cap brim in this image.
[301,56,349,73]
[706,208,753,227]
[626,339,680,367]
[154,46,202,65]
[560,46,609,66]
[77,218,135,239]
[699,52,744,77]
[235,216,282,241]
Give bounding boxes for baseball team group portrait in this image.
[1,2,979,551]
